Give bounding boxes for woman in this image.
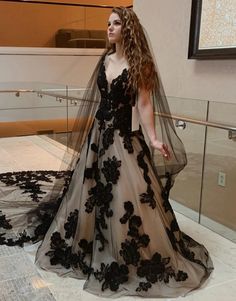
[0,7,213,298]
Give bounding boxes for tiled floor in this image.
[0,136,235,300]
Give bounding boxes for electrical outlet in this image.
[218,172,226,187]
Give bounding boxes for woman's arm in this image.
[137,88,170,159]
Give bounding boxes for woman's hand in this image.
[136,89,170,161]
[150,139,171,160]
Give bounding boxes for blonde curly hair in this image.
[106,7,158,93]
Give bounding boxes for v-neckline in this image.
[102,59,128,93]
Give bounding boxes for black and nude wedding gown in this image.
[0,59,213,298]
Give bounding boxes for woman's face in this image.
[107,13,122,44]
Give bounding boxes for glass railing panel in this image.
[200,102,236,242]
[160,97,208,222]
[207,100,236,126]
[35,84,71,149]
[169,122,206,222]
[0,84,69,172]
[66,85,94,152]
[167,96,208,120]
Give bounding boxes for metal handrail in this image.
[0,0,133,9]
[0,88,99,103]
[0,89,35,93]
[0,88,235,132]
[0,88,85,93]
[155,112,236,132]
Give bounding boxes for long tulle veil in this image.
[144,27,187,190]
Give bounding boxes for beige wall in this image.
[134,0,236,104]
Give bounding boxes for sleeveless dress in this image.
[1,60,213,298]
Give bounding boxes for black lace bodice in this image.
[96,61,135,135]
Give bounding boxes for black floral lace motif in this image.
[94,262,129,292]
[92,180,113,247]
[0,211,12,230]
[119,201,188,292]
[140,186,155,209]
[136,252,188,292]
[64,209,79,239]
[164,217,180,251]
[101,156,121,184]
[91,143,98,153]
[95,219,108,252]
[113,105,132,136]
[84,161,99,181]
[119,201,134,224]
[122,135,134,153]
[46,231,93,275]
[96,58,136,156]
[85,153,122,251]
[0,170,70,202]
[119,201,150,267]
[0,170,71,247]
[137,150,156,209]
[161,173,174,214]
[85,174,114,251]
[160,174,208,270]
[32,192,68,242]
[102,126,115,152]
[179,233,210,270]
[0,230,31,247]
[85,181,113,216]
[85,160,114,251]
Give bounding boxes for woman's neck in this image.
[115,43,124,59]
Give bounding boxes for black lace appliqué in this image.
[0,211,12,230]
[0,170,70,202]
[178,233,209,270]
[0,170,71,247]
[122,135,134,153]
[64,209,79,239]
[113,105,132,135]
[137,150,156,209]
[101,156,121,184]
[119,201,150,267]
[102,126,115,152]
[119,201,134,224]
[140,186,156,209]
[85,178,113,251]
[91,143,99,153]
[136,252,188,292]
[96,58,135,157]
[161,173,174,214]
[46,231,93,275]
[85,152,122,251]
[119,202,188,292]
[94,262,129,292]
[0,230,31,247]
[85,181,113,215]
[84,161,99,181]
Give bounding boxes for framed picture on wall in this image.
[188,0,236,59]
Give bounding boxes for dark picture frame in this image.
[188,0,236,59]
